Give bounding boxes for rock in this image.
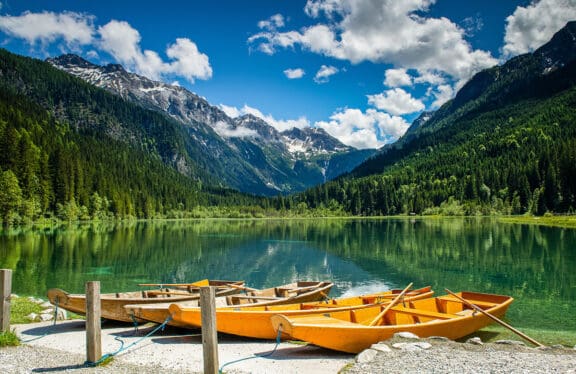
[370,343,392,353]
[466,337,483,345]
[39,313,53,322]
[11,294,19,299]
[495,340,526,346]
[428,336,450,341]
[393,332,420,339]
[40,302,53,308]
[356,349,379,363]
[26,313,38,321]
[55,308,68,320]
[42,308,54,315]
[392,342,432,351]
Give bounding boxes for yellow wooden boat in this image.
[166,286,433,339]
[126,280,335,328]
[270,291,514,353]
[47,279,244,323]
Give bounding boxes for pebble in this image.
[495,339,526,346]
[467,337,483,345]
[393,331,420,339]
[392,342,432,351]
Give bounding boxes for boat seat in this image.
[437,296,497,308]
[391,306,461,320]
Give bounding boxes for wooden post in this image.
[86,281,102,363]
[200,286,219,374]
[1,269,12,332]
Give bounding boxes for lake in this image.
[1,218,575,344]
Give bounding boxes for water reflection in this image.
[1,218,575,334]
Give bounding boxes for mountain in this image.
[47,55,373,194]
[0,49,269,223]
[296,21,576,216]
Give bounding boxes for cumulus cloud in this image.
[0,10,94,46]
[367,88,425,116]
[314,64,338,83]
[213,121,259,139]
[284,68,305,79]
[0,10,212,84]
[98,21,212,83]
[384,68,412,87]
[250,0,497,83]
[219,104,310,132]
[430,84,454,109]
[502,0,576,58]
[316,108,410,149]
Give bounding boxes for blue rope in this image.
[218,325,283,374]
[19,297,60,343]
[85,314,173,367]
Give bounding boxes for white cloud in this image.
[502,0,576,58]
[213,121,259,139]
[384,68,412,87]
[314,64,338,83]
[98,21,212,83]
[367,88,425,116]
[258,14,285,31]
[0,10,212,85]
[250,0,497,83]
[0,10,94,46]
[284,68,305,79]
[430,84,454,108]
[413,70,447,86]
[316,108,409,149]
[219,104,310,132]
[219,104,243,118]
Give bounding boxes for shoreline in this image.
[3,320,576,373]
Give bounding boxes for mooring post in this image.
[200,286,219,374]
[86,281,102,363]
[0,269,12,332]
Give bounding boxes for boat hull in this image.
[168,286,433,339]
[271,291,514,353]
[47,280,244,323]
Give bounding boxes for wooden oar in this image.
[138,279,208,287]
[145,290,198,296]
[368,282,413,326]
[444,289,544,347]
[227,283,260,292]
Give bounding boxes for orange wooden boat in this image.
[166,286,433,339]
[270,291,514,353]
[126,280,335,328]
[47,279,244,323]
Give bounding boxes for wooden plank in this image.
[86,281,102,363]
[391,306,460,320]
[1,269,12,332]
[201,286,219,374]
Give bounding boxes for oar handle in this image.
[368,282,413,326]
[444,289,544,347]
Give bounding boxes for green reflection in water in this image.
[1,218,575,341]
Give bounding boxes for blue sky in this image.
[1,0,575,149]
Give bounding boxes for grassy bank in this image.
[498,215,576,229]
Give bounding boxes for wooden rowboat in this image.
[47,279,244,323]
[270,291,514,353]
[166,286,433,339]
[125,280,335,329]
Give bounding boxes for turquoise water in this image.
[1,218,575,342]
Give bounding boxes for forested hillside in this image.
[292,23,576,216]
[0,50,265,225]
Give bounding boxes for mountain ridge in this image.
[47,54,374,194]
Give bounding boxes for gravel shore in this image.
[2,321,576,373]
